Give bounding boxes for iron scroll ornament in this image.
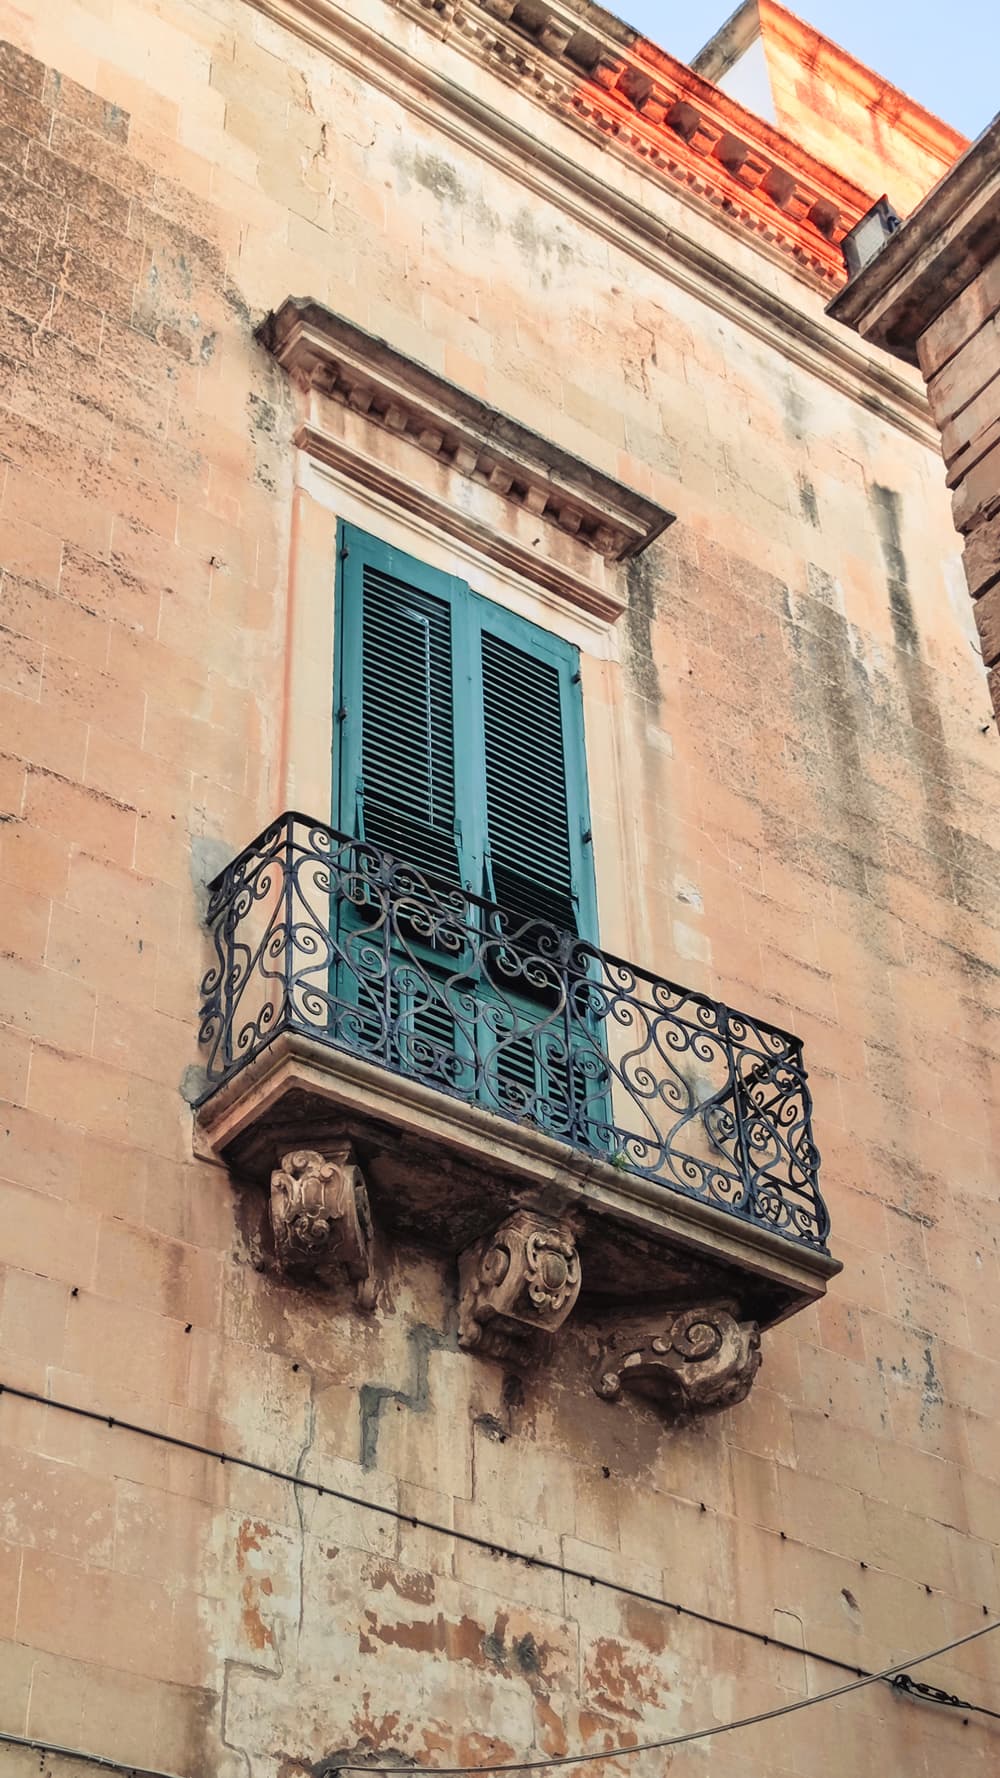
[198,813,829,1253]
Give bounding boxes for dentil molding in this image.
[259,296,674,620]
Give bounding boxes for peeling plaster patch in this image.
[236,1518,274,1570]
[585,1635,667,1718]
[370,1562,436,1605]
[674,876,703,911]
[242,1575,276,1650]
[359,1609,488,1665]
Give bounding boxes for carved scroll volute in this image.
[458,1210,581,1362]
[595,1304,761,1420]
[270,1147,377,1309]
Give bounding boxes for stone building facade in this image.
[828,113,1000,724]
[0,3,998,1777]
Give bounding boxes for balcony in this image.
[195,814,839,1410]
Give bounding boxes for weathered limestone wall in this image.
[0,3,998,1776]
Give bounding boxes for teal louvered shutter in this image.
[335,527,595,932]
[361,564,458,881]
[480,628,580,935]
[336,528,467,886]
[333,525,602,1132]
[474,604,602,1135]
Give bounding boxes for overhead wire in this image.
[2,1380,998,1737]
[0,1620,996,1778]
[0,1727,181,1776]
[334,1619,1000,1773]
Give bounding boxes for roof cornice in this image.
[826,117,1000,364]
[245,0,937,449]
[389,0,874,289]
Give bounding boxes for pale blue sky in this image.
[620,1,995,139]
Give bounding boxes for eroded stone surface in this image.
[458,1210,582,1361]
[594,1303,762,1419]
[0,10,996,1778]
[270,1144,377,1306]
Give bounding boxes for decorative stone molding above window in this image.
[258,297,673,622]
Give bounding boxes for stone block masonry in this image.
[827,114,1000,722]
[0,4,998,1777]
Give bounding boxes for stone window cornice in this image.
[259,296,674,622]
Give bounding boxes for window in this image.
[332,524,604,1134]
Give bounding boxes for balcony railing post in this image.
[281,814,295,1035]
[219,873,236,1079]
[725,1006,753,1218]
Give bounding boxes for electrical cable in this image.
[335,1619,1000,1773]
[0,1727,181,1777]
[0,1620,996,1778]
[3,1380,999,1731]
[3,1379,999,1720]
[1,1380,859,1674]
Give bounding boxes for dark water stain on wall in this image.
[406,147,467,205]
[623,549,662,718]
[868,483,956,838]
[870,483,920,659]
[785,564,874,901]
[797,474,820,529]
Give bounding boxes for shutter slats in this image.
[481,629,577,933]
[361,563,459,882]
[349,542,586,932]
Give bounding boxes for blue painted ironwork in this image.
[197,813,829,1253]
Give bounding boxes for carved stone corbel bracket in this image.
[594,1303,761,1420]
[270,1146,377,1309]
[458,1210,581,1362]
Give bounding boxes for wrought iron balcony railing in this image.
[198,813,829,1253]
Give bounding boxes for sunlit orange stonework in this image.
[0,3,997,1777]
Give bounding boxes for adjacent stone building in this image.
[828,113,1000,723]
[0,3,997,1776]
